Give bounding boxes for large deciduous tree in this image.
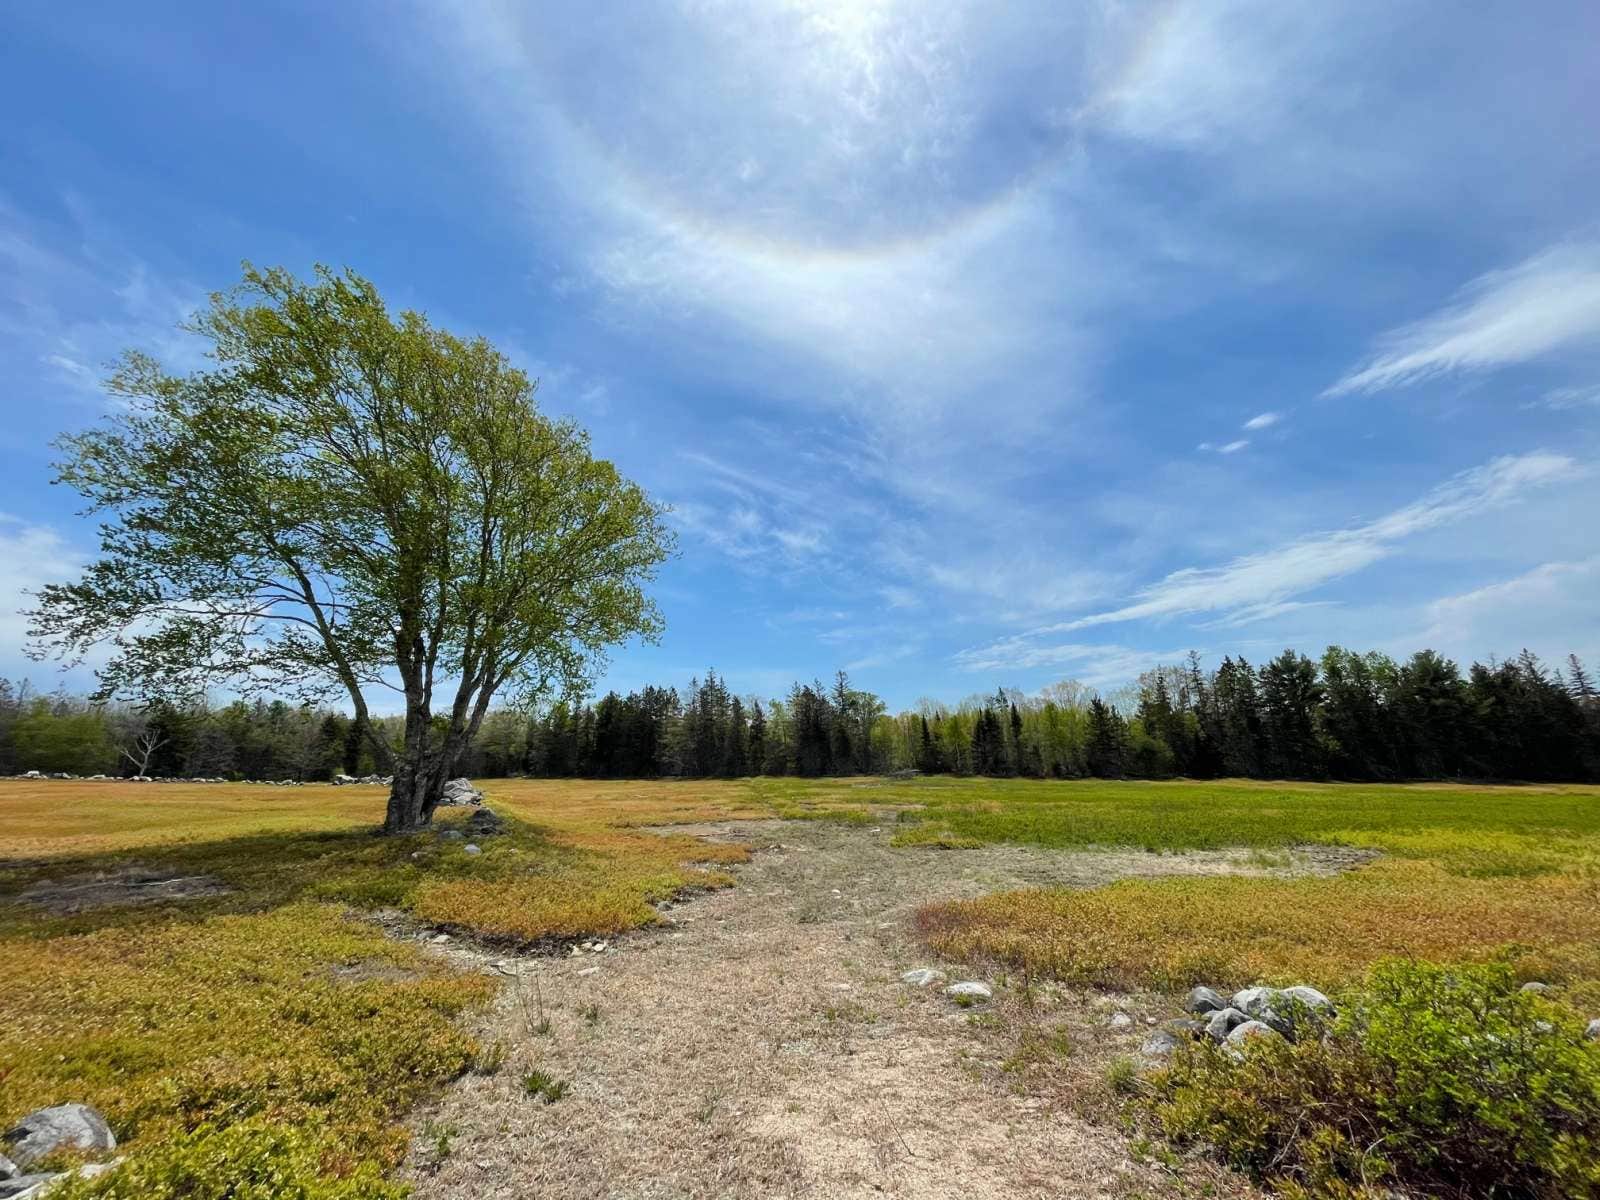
[29,264,673,833]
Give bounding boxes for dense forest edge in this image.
[7,645,1599,784]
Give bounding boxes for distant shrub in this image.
[1143,960,1600,1198]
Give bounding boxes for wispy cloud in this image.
[1416,556,1600,665]
[0,197,208,428]
[1326,242,1600,396]
[1243,411,1281,430]
[0,514,82,677]
[1537,384,1600,410]
[969,452,1579,640]
[954,638,1187,687]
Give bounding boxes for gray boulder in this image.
[1225,1020,1283,1055]
[1,1160,121,1200]
[463,843,481,856]
[1231,985,1330,1040]
[1283,985,1334,1015]
[1205,1006,1248,1042]
[1140,1030,1181,1060]
[1230,986,1280,1015]
[0,1174,59,1200]
[1166,1018,1208,1040]
[1231,987,1293,1036]
[2,1104,115,1170]
[439,777,484,806]
[465,808,505,837]
[944,981,992,1003]
[1186,986,1226,1015]
[1586,1018,1599,1042]
[0,1154,14,1180]
[900,968,946,987]
[1520,981,1550,994]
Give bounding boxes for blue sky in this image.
[2,0,1598,712]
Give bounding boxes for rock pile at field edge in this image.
[1,1104,121,1199]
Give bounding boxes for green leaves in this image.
[29,264,673,826]
[1144,960,1600,1197]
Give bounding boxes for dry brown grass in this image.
[405,818,1260,1200]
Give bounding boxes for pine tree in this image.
[747,701,767,776]
[917,715,940,773]
[1259,649,1324,778]
[1569,655,1596,700]
[1086,697,1127,778]
[723,696,749,777]
[1008,703,1024,776]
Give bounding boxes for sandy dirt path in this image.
[403,820,1346,1199]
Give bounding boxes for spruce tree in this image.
[747,701,767,776]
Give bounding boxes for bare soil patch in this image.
[12,865,232,914]
[403,822,1364,1199]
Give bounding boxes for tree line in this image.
[6,646,1598,784]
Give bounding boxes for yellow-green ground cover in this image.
[877,776,1600,1007]
[5,774,1599,1195]
[0,778,762,1196]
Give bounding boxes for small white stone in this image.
[1109,1012,1133,1030]
[463,843,481,855]
[900,968,946,987]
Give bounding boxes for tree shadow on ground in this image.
[0,809,564,940]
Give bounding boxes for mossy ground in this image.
[868,775,1600,1008]
[0,778,762,1197]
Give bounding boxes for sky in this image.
[2,0,1599,712]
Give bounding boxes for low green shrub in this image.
[1142,959,1600,1199]
[521,1068,571,1104]
[47,1118,408,1200]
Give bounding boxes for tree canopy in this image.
[28,264,673,831]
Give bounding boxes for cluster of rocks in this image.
[332,773,394,786]
[1141,980,1600,1060]
[1,1104,119,1200]
[425,806,503,858]
[16,770,298,785]
[899,967,994,1004]
[1140,984,1335,1061]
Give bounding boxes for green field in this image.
[762,775,1598,1003]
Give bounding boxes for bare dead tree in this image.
[120,728,169,778]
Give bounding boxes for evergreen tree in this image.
[1211,657,1262,776]
[1008,702,1024,776]
[1391,650,1467,777]
[1086,697,1127,778]
[1258,649,1324,778]
[723,696,749,777]
[748,701,767,777]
